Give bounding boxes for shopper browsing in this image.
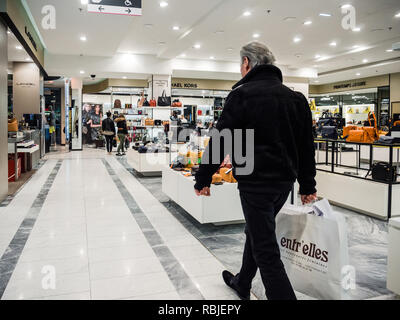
[115,114,128,156]
[102,111,116,155]
[194,41,317,300]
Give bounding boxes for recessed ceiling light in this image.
[180,53,186,57]
[356,73,361,76]
[352,45,360,49]
[209,56,215,60]
[386,49,393,52]
[80,35,87,41]
[395,12,400,18]
[341,4,352,9]
[16,45,23,50]
[319,13,332,17]
[172,26,180,31]
[227,48,234,51]
[81,0,88,4]
[7,30,11,34]
[160,1,168,8]
[122,76,127,79]
[25,58,31,61]
[352,27,361,32]
[193,44,201,49]
[303,20,312,25]
[362,59,368,63]
[315,54,321,59]
[293,37,301,43]
[159,42,166,45]
[329,41,337,46]
[314,80,320,83]
[243,11,251,17]
[214,30,224,34]
[253,33,260,38]
[144,24,153,28]
[80,70,85,74]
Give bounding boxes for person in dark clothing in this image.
[194,41,317,300]
[115,114,128,156]
[102,111,116,154]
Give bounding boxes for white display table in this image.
[316,170,400,220]
[162,167,298,225]
[387,217,400,295]
[127,149,173,176]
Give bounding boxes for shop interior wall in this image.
[0,21,8,201]
[390,73,400,115]
[12,62,40,120]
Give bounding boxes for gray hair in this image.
[240,41,276,68]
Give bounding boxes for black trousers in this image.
[105,135,114,153]
[235,190,297,300]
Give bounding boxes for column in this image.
[0,20,8,200]
[71,78,83,150]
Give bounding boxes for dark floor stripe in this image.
[0,160,63,298]
[102,159,204,300]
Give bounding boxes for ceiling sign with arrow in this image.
[88,0,142,16]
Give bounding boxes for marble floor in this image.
[0,148,398,300]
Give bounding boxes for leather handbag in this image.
[143,98,150,107]
[154,120,162,126]
[8,118,18,132]
[212,173,223,184]
[157,90,171,107]
[321,126,338,139]
[145,118,154,126]
[150,99,157,107]
[369,162,397,182]
[172,99,182,108]
[220,168,237,183]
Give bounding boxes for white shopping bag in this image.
[276,199,349,300]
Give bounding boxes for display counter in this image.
[387,217,400,295]
[315,138,400,220]
[127,149,175,176]
[162,167,298,225]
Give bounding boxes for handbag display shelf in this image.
[314,137,400,220]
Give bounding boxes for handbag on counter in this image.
[145,118,154,126]
[154,120,162,126]
[172,99,182,108]
[143,98,150,107]
[157,90,171,107]
[321,126,338,140]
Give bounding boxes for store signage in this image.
[88,0,142,16]
[24,26,37,52]
[172,82,199,89]
[16,82,35,87]
[333,81,366,90]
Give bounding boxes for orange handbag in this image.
[172,100,182,108]
[8,118,18,132]
[149,99,157,107]
[219,168,237,183]
[212,173,223,184]
[145,118,154,126]
[342,125,358,138]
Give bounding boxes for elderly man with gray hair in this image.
[194,41,317,300]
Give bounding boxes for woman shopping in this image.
[102,111,116,154]
[115,114,128,156]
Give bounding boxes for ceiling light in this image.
[319,13,332,17]
[352,45,360,49]
[122,76,127,79]
[227,48,233,51]
[243,11,251,17]
[356,73,361,76]
[303,20,312,25]
[214,30,224,34]
[7,30,11,34]
[159,42,166,45]
[293,37,301,43]
[144,24,153,28]
[80,71,85,74]
[395,12,400,18]
[386,49,393,52]
[180,53,186,57]
[193,44,201,49]
[80,35,87,41]
[160,1,168,8]
[81,0,88,4]
[362,59,368,63]
[314,80,320,83]
[352,27,361,32]
[209,56,215,60]
[172,26,180,31]
[315,54,321,59]
[253,33,260,38]
[16,45,23,50]
[25,58,31,61]
[329,41,337,46]
[341,4,352,9]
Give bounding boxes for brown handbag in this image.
[8,118,18,132]
[149,99,157,107]
[145,118,154,126]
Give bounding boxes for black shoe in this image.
[222,271,250,300]
[116,153,122,156]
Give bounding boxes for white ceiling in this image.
[7,31,33,67]
[25,0,400,84]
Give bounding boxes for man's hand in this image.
[195,187,211,197]
[301,193,317,205]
